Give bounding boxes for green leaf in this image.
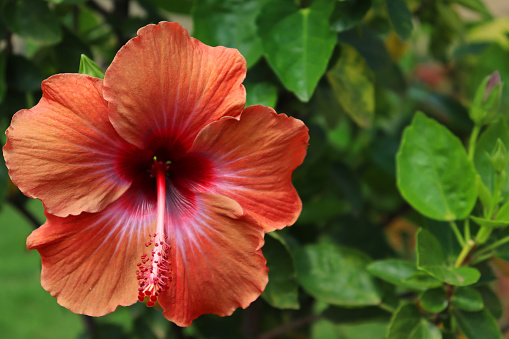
[417,229,480,286]
[327,44,374,128]
[410,320,442,339]
[453,308,502,339]
[387,303,440,339]
[257,0,336,102]
[78,54,105,79]
[419,288,448,313]
[474,120,509,197]
[397,112,477,221]
[3,0,62,45]
[385,0,413,41]
[470,216,508,228]
[451,287,484,311]
[193,0,265,68]
[476,286,503,319]
[261,233,299,309]
[338,26,406,92]
[421,219,462,265]
[495,200,509,220]
[451,0,492,18]
[330,0,372,32]
[402,272,443,289]
[295,243,382,306]
[367,259,435,291]
[245,82,278,107]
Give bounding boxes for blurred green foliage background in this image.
[2,0,509,338]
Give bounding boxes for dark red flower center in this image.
[119,137,215,306]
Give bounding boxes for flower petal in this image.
[159,193,267,327]
[103,21,247,151]
[26,180,157,316]
[190,105,309,232]
[3,74,137,217]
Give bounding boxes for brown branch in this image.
[7,196,41,229]
[258,315,321,339]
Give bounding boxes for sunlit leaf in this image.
[257,0,336,101]
[397,112,477,221]
[474,121,509,197]
[78,54,105,79]
[367,259,435,291]
[245,82,278,107]
[193,0,265,68]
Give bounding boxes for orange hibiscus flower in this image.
[3,22,308,326]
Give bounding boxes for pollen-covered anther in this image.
[136,232,172,306]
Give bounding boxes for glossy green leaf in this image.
[470,216,508,228]
[402,272,443,289]
[367,259,433,291]
[417,229,480,286]
[295,243,382,306]
[78,54,105,79]
[387,303,440,339]
[327,44,374,128]
[453,308,502,339]
[451,287,484,311]
[385,0,413,41]
[245,82,278,107]
[257,0,336,102]
[421,219,462,265]
[496,200,509,220]
[397,112,477,221]
[261,233,299,309]
[419,288,448,313]
[410,320,442,339]
[474,121,509,197]
[3,0,62,45]
[386,304,420,339]
[330,0,372,32]
[193,0,265,68]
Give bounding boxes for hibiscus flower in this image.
[3,22,308,326]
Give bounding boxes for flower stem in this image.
[468,124,481,161]
[455,240,476,268]
[476,234,509,258]
[449,220,465,247]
